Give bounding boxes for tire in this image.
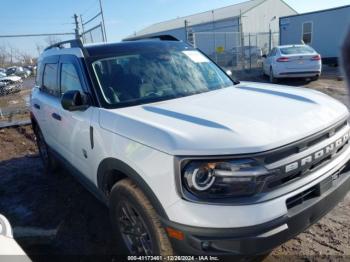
[33,125,60,174]
[262,64,266,76]
[269,67,278,83]
[109,178,173,256]
[311,75,319,81]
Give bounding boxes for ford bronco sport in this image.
[31,38,350,256]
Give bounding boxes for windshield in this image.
[92,48,234,108]
[280,46,315,55]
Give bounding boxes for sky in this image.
[0,0,349,57]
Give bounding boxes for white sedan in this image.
[263,45,322,83]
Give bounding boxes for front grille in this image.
[261,119,349,192]
[286,184,318,209]
[264,120,347,165]
[286,164,347,210]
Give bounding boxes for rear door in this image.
[56,55,95,176]
[35,56,62,151]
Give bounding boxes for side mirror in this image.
[61,90,90,111]
[262,54,267,58]
[226,70,233,77]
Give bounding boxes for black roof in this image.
[84,40,191,57]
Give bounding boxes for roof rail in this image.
[44,39,89,57]
[44,39,83,51]
[124,34,180,42]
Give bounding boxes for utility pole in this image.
[239,9,245,70]
[99,0,108,42]
[212,10,217,63]
[184,20,188,42]
[73,14,80,40]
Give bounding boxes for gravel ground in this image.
[0,72,349,261]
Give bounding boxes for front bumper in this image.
[162,166,350,256]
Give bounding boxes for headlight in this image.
[181,159,271,200]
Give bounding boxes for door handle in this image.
[34,103,40,110]
[51,113,62,121]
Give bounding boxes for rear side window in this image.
[280,46,315,55]
[269,48,277,57]
[35,62,43,86]
[60,63,83,95]
[42,63,58,96]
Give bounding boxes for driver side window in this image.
[60,63,83,96]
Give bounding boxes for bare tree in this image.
[0,45,7,67]
[16,50,34,65]
[44,36,62,46]
[35,42,44,57]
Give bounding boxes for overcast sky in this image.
[0,0,349,56]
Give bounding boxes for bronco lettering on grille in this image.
[285,132,350,173]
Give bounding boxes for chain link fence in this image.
[81,23,105,44]
[193,31,279,70]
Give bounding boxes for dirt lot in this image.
[0,71,349,261]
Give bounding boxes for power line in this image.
[0,33,74,38]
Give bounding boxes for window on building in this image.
[42,63,58,96]
[302,22,312,44]
[60,63,83,95]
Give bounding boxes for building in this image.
[125,0,297,66]
[280,5,350,64]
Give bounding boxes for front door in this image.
[56,55,95,177]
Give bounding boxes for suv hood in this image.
[99,82,348,156]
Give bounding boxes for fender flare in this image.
[97,158,169,219]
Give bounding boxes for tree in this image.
[44,36,62,46]
[35,43,44,57]
[0,45,7,67]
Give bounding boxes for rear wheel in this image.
[33,125,59,174]
[310,75,319,81]
[269,67,278,83]
[109,179,173,256]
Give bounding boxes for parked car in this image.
[0,71,6,78]
[6,66,30,78]
[0,76,22,95]
[262,45,322,83]
[0,214,29,258]
[31,39,350,256]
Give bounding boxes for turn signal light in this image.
[166,227,185,241]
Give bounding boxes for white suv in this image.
[31,38,350,257]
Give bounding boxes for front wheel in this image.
[109,179,173,256]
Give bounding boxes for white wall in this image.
[242,0,297,33]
